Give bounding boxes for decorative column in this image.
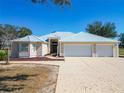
[116,43,119,57]
[113,43,119,57]
[48,38,51,54]
[59,42,62,56]
[92,44,96,57]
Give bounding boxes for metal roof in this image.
[40,32,75,40]
[12,35,45,42]
[60,32,119,43]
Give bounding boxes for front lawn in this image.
[0,64,59,93]
[119,48,124,56]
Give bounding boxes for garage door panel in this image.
[64,44,92,57]
[96,45,113,57]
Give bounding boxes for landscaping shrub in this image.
[0,50,7,61]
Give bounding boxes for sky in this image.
[0,0,124,36]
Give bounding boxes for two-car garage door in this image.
[63,44,113,57]
[64,44,92,57]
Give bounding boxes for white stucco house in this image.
[11,31,119,58]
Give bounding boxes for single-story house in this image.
[11,32,119,58]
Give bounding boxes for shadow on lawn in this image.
[0,84,24,92]
[0,74,38,92]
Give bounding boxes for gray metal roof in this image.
[60,32,119,43]
[40,32,75,40]
[12,35,45,42]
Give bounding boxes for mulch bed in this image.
[10,57,64,61]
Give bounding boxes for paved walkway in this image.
[55,57,124,93]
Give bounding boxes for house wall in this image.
[29,42,48,57]
[42,43,48,56]
[37,43,42,57]
[59,42,64,56]
[29,43,37,57]
[113,43,119,57]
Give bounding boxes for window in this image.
[19,43,28,52]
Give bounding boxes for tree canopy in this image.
[86,21,117,38]
[17,27,32,38]
[31,0,71,6]
[0,24,32,49]
[0,24,17,49]
[119,33,124,48]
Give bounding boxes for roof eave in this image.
[11,40,47,43]
[60,41,120,43]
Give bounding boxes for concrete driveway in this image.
[55,57,124,93]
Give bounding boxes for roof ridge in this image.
[40,31,75,37]
[32,35,45,42]
[60,32,82,41]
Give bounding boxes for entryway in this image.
[50,39,58,56]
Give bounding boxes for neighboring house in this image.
[11,32,119,58]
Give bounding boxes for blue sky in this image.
[0,0,124,36]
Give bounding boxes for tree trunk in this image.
[6,48,9,64]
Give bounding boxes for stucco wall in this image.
[113,43,119,57]
[42,43,48,56]
[59,42,64,56]
[29,43,37,57]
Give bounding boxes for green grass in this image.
[119,48,124,56]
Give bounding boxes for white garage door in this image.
[64,44,92,57]
[96,45,113,57]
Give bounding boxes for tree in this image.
[86,21,117,38]
[0,24,17,64]
[0,24,32,64]
[0,24,17,49]
[17,27,32,38]
[119,33,124,48]
[0,25,4,49]
[0,24,32,49]
[31,0,71,6]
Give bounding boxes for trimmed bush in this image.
[0,50,7,61]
